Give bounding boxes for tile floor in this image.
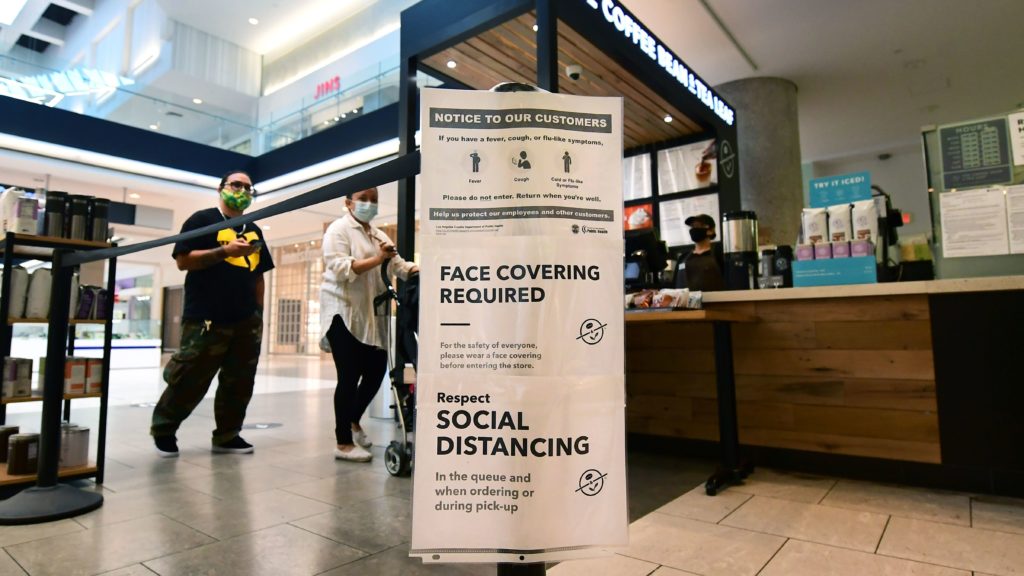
[0,357,1021,575]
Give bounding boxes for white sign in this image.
[1009,111,1024,166]
[1006,186,1024,254]
[412,88,627,564]
[940,188,1009,258]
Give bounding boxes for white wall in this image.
[258,29,400,126]
[810,144,932,238]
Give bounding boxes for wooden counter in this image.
[625,276,1024,496]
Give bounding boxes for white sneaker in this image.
[334,445,372,462]
[353,429,372,449]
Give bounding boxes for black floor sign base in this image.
[0,484,104,525]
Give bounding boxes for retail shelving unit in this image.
[0,232,116,487]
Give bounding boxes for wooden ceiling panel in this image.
[422,12,703,149]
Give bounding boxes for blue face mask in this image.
[352,200,378,223]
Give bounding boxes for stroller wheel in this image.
[385,441,412,476]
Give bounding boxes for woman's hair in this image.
[347,187,377,199]
[218,170,252,190]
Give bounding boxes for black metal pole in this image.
[498,564,547,576]
[536,0,558,93]
[63,322,74,422]
[37,250,73,487]
[95,253,117,484]
[397,53,418,262]
[712,321,738,471]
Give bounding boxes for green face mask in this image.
[220,188,252,211]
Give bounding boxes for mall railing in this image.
[0,55,442,156]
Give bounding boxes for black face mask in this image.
[689,228,712,242]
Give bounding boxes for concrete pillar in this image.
[715,77,803,246]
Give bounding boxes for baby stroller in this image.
[375,264,418,476]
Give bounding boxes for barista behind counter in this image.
[679,214,725,292]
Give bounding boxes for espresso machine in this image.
[721,211,758,290]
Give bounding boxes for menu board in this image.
[939,119,1012,190]
[1007,186,1024,254]
[623,153,651,200]
[939,188,1009,258]
[1009,112,1024,167]
[658,192,719,247]
[657,139,717,194]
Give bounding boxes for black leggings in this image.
[326,315,387,445]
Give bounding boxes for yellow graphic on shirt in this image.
[217,229,261,271]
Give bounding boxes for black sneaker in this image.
[154,436,179,458]
[212,436,254,454]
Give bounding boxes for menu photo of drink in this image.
[624,203,654,231]
[657,138,717,194]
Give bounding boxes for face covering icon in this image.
[220,188,253,211]
[352,200,378,222]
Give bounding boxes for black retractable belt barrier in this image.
[0,152,421,525]
[64,151,422,267]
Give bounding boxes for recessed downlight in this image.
[248,17,259,25]
[663,115,673,123]
[446,60,457,69]
[192,98,203,105]
[149,124,158,130]
[128,192,140,199]
[532,24,538,32]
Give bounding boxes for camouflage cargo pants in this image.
[151,313,263,445]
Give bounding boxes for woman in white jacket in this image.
[320,187,417,461]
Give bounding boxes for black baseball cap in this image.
[685,214,716,228]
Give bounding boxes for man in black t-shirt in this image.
[682,214,725,292]
[151,170,275,457]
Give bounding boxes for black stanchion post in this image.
[0,249,103,524]
[497,564,547,576]
[34,250,72,488]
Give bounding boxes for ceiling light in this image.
[128,192,140,199]
[263,225,271,230]
[341,113,347,118]
[446,60,457,69]
[149,124,158,130]
[532,24,538,32]
[248,17,259,25]
[0,0,29,26]
[351,108,358,113]
[323,120,330,125]
[192,98,203,105]
[333,116,339,121]
[663,115,673,123]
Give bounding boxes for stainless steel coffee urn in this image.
[721,210,758,290]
